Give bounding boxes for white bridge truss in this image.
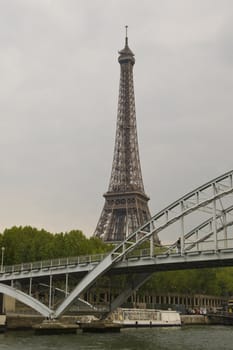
[1,170,233,318]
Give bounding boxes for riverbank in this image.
[4,313,221,330]
[6,314,84,330]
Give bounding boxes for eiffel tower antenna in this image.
[125,25,128,37]
[94,29,158,243]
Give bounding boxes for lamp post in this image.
[1,247,5,273]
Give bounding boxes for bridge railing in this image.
[2,248,162,275]
[2,237,233,276]
[2,253,109,274]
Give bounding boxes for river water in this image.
[0,326,233,350]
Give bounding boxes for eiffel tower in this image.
[94,28,157,243]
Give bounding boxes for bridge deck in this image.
[1,247,233,282]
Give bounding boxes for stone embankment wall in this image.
[6,315,44,329]
[6,314,94,329]
[181,315,209,325]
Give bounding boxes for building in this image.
[94,28,158,244]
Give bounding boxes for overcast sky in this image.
[0,0,233,237]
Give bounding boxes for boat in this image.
[112,308,181,327]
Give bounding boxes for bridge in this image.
[1,170,233,319]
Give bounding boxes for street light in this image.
[1,247,5,273]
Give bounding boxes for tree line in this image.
[0,226,111,265]
[0,226,233,297]
[140,267,233,298]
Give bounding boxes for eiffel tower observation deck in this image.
[94,28,158,243]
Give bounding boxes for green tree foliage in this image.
[140,267,232,297]
[1,226,233,297]
[0,226,111,265]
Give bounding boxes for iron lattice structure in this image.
[94,33,157,243]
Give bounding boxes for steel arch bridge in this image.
[2,170,233,319]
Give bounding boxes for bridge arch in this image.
[54,170,233,317]
[0,283,52,318]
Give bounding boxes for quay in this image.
[33,319,79,335]
[2,312,233,331]
[181,314,209,325]
[207,312,233,325]
[80,320,121,333]
[181,313,233,325]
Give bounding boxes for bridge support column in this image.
[65,273,69,296]
[150,234,154,257]
[223,212,228,248]
[180,202,185,254]
[103,273,151,318]
[150,221,155,257]
[49,275,53,309]
[29,278,32,296]
[213,186,218,251]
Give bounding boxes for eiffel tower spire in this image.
[94,29,156,243]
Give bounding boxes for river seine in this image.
[0,326,233,350]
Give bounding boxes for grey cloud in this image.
[0,0,233,237]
